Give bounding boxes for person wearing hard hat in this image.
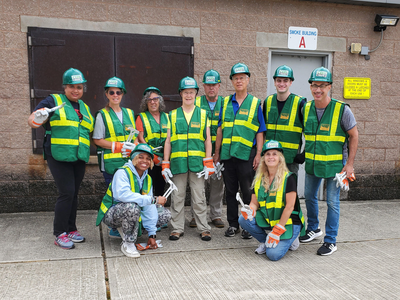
[93,77,138,238]
[188,70,225,229]
[163,77,213,241]
[300,67,358,256]
[214,63,266,239]
[238,140,306,261]
[28,68,94,250]
[136,87,169,198]
[96,144,171,258]
[263,65,307,175]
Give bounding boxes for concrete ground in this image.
[0,200,399,300]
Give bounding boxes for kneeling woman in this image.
[239,140,305,261]
[96,144,171,258]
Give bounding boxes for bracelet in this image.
[151,196,158,205]
[149,235,156,239]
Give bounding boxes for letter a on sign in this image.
[299,36,306,48]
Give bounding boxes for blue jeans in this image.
[239,215,301,261]
[304,173,340,244]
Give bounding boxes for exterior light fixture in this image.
[350,14,398,60]
[374,14,399,32]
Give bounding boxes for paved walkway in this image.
[1,200,399,299]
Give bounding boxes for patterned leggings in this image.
[103,202,171,243]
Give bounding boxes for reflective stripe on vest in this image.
[264,94,304,164]
[49,94,94,162]
[169,107,207,174]
[96,166,152,226]
[303,99,347,178]
[220,94,260,160]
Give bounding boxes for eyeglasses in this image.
[146,97,160,103]
[108,91,123,96]
[182,91,196,96]
[310,84,330,90]
[232,76,248,82]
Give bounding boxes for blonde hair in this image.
[251,151,289,193]
[132,153,154,170]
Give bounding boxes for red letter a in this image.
[299,36,306,48]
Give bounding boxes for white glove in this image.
[265,224,286,248]
[240,205,255,221]
[122,142,136,158]
[32,108,49,127]
[203,157,215,180]
[161,161,173,182]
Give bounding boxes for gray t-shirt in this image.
[92,111,124,140]
[315,105,356,161]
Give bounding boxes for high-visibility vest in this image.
[254,172,305,239]
[139,111,169,158]
[169,106,207,174]
[48,94,94,163]
[220,94,260,161]
[96,165,152,226]
[96,107,135,175]
[264,94,304,164]
[195,95,223,153]
[303,99,348,178]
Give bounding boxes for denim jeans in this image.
[239,215,301,261]
[304,173,340,244]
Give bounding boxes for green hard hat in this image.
[273,65,294,81]
[178,76,199,93]
[62,68,87,85]
[202,69,221,84]
[104,77,127,94]
[261,140,284,156]
[131,143,154,159]
[308,67,332,84]
[230,62,251,80]
[143,86,162,96]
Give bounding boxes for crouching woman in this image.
[96,143,171,258]
[239,140,305,261]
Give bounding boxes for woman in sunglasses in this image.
[93,77,138,237]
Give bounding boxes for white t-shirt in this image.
[92,110,124,139]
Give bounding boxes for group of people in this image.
[28,61,358,261]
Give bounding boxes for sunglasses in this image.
[108,91,123,96]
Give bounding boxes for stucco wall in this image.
[1,0,400,213]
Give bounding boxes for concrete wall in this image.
[1,0,400,213]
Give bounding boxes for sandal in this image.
[200,231,211,241]
[169,232,184,241]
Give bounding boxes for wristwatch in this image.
[149,235,156,239]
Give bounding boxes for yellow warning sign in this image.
[343,77,371,100]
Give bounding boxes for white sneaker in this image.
[121,241,140,258]
[289,237,300,251]
[255,243,266,255]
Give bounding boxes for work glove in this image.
[240,205,255,222]
[202,157,215,180]
[333,171,356,191]
[161,161,173,182]
[112,142,123,153]
[293,151,305,164]
[265,224,286,248]
[121,142,136,158]
[32,108,50,127]
[153,154,162,166]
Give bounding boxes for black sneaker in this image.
[299,228,323,243]
[241,229,253,239]
[317,242,337,256]
[224,226,240,237]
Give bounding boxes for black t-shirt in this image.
[34,95,81,157]
[252,173,302,225]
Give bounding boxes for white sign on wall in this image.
[288,27,318,50]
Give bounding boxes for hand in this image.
[121,142,136,158]
[112,141,123,153]
[253,153,261,170]
[161,161,173,182]
[147,237,158,249]
[32,108,49,127]
[202,157,215,180]
[157,196,167,206]
[240,205,255,221]
[153,154,162,166]
[265,224,286,248]
[294,152,305,164]
[213,152,220,165]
